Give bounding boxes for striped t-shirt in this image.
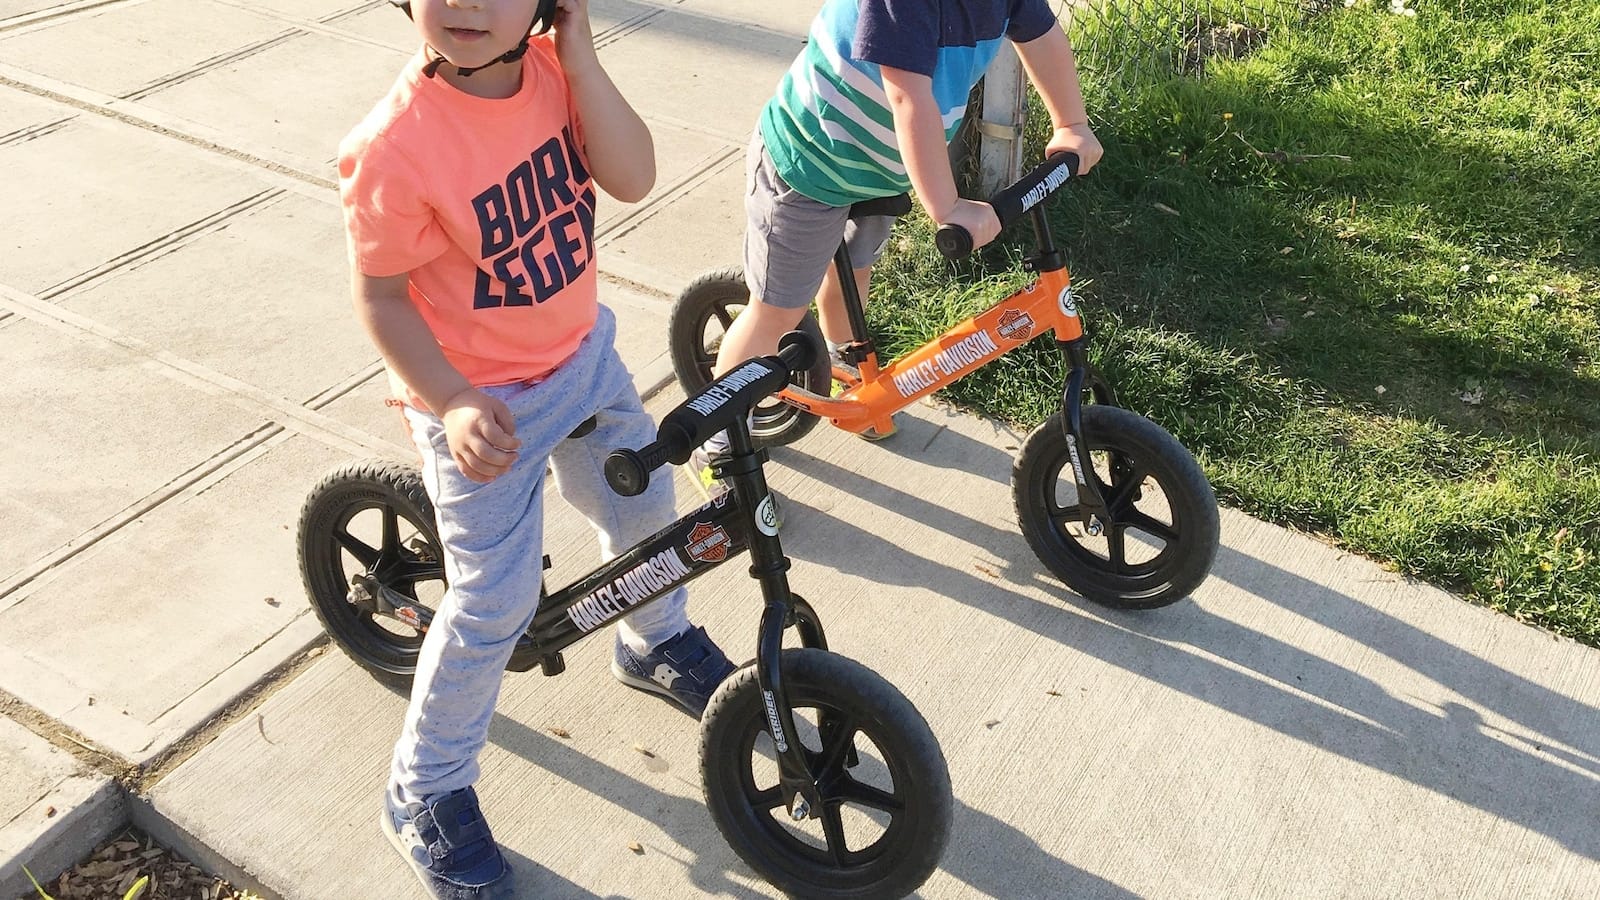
[760,0,1058,206]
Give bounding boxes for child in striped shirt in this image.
[694,0,1103,483]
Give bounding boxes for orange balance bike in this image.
[669,153,1219,609]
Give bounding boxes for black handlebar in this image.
[935,151,1080,260]
[604,332,817,497]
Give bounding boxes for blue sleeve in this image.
[852,0,941,77]
[1007,0,1058,43]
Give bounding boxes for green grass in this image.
[869,0,1600,643]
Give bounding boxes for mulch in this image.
[21,828,260,900]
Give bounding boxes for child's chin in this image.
[437,40,516,69]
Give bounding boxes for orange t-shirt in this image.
[338,37,597,409]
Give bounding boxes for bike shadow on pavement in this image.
[770,426,1600,861]
[484,711,1138,898]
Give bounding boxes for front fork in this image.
[1058,337,1120,535]
[721,419,835,821]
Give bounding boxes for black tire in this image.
[669,267,833,447]
[297,461,443,686]
[1013,405,1220,609]
[699,649,951,899]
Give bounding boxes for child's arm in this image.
[552,0,655,203]
[880,67,1002,249]
[353,272,522,483]
[1013,25,1104,173]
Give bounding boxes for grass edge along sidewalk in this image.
[872,0,1599,644]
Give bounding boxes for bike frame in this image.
[779,207,1120,531]
[380,413,833,817]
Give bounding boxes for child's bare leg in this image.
[815,263,873,348]
[712,297,808,377]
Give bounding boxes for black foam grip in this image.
[658,358,791,462]
[936,152,1081,261]
[604,331,819,495]
[988,152,1080,226]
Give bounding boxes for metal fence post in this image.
[974,42,1029,196]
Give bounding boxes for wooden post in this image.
[975,42,1028,196]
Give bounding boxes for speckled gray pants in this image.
[391,306,688,800]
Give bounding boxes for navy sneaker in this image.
[381,786,513,899]
[612,625,737,717]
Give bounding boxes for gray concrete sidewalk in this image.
[145,393,1600,899]
[2,1,1597,898]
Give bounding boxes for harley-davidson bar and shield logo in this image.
[997,309,1035,342]
[686,522,732,563]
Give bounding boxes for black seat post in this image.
[1029,207,1063,272]
[832,242,872,347]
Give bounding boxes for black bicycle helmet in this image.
[388,0,558,78]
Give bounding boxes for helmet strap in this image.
[419,10,547,80]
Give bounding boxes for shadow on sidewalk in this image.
[486,713,1135,898]
[770,426,1600,859]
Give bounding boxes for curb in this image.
[128,795,280,900]
[0,777,126,900]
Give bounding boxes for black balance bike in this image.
[298,334,951,899]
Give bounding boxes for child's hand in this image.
[551,0,597,69]
[440,388,523,483]
[1048,122,1104,175]
[942,198,1002,250]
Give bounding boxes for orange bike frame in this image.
[776,267,1082,435]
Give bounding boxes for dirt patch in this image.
[1181,20,1270,74]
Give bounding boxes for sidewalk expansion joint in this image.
[35,189,288,302]
[0,0,133,36]
[134,644,331,791]
[593,9,663,49]
[0,688,137,783]
[207,0,414,57]
[0,115,74,147]
[148,611,314,723]
[0,424,284,606]
[0,284,400,458]
[121,31,301,102]
[594,146,740,246]
[642,110,750,147]
[0,68,335,192]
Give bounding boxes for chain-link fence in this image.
[955,0,1339,192]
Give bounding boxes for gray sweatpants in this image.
[391,306,689,800]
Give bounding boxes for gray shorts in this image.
[743,129,894,310]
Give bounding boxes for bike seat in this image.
[849,193,912,220]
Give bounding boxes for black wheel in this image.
[297,461,444,686]
[1013,405,1220,609]
[699,649,951,899]
[669,267,833,447]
